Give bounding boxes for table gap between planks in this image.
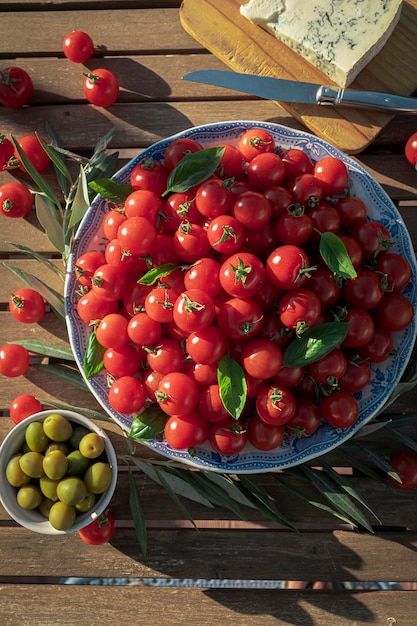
[1,1,417,625]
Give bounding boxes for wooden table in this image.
[2,2,417,624]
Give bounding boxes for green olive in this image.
[84,461,112,494]
[42,413,73,442]
[69,425,90,450]
[18,451,45,479]
[79,433,105,459]
[56,476,87,506]
[49,501,76,530]
[24,421,50,453]
[38,497,55,519]
[43,449,68,480]
[66,449,91,477]
[45,441,69,456]
[5,454,31,487]
[75,491,96,513]
[39,476,60,502]
[17,484,43,510]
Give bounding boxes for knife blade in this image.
[183,69,417,114]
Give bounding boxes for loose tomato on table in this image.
[0,344,30,378]
[9,394,43,424]
[9,288,46,324]
[0,66,33,108]
[78,511,116,545]
[0,135,14,169]
[388,450,417,490]
[12,134,51,174]
[0,181,33,218]
[83,69,119,107]
[405,132,417,167]
[62,31,94,63]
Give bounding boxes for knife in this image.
[183,69,417,114]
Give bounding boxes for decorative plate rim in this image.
[64,120,417,474]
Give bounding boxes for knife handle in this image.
[317,86,417,114]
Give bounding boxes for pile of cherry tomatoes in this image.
[72,126,415,457]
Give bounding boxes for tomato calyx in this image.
[0,68,20,91]
[374,228,395,258]
[181,293,205,313]
[231,256,253,286]
[2,199,15,213]
[249,135,272,148]
[83,72,101,84]
[213,225,239,248]
[10,294,25,309]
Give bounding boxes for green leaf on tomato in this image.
[163,146,225,197]
[129,404,167,440]
[217,354,247,420]
[137,263,179,286]
[283,322,349,368]
[88,178,133,202]
[83,327,106,379]
[319,231,357,279]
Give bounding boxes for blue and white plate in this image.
[65,121,417,473]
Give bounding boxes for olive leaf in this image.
[68,165,90,229]
[35,195,65,253]
[10,340,74,361]
[163,146,225,196]
[283,322,349,368]
[217,353,247,420]
[319,231,357,279]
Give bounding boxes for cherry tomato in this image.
[308,202,341,240]
[195,177,234,218]
[247,415,284,451]
[376,252,412,292]
[173,288,216,333]
[96,313,130,349]
[62,31,94,63]
[232,190,272,230]
[183,257,222,298]
[185,326,228,365]
[216,297,264,341]
[164,411,209,450]
[78,511,116,545]
[285,397,321,437]
[334,196,367,229]
[321,391,359,429]
[263,185,294,219]
[144,287,179,324]
[216,143,245,179]
[238,127,275,161]
[127,311,162,347]
[209,419,248,455]
[0,66,33,108]
[275,205,313,245]
[9,394,42,424]
[130,158,168,197]
[0,344,30,377]
[197,384,230,423]
[308,348,348,385]
[241,338,283,380]
[337,235,364,269]
[103,209,126,241]
[266,245,312,290]
[339,359,371,393]
[358,327,395,363]
[305,269,341,310]
[163,138,203,171]
[156,371,199,416]
[278,288,321,333]
[76,289,119,324]
[206,214,245,255]
[256,384,296,426]
[146,338,185,375]
[74,251,106,288]
[313,156,349,196]
[172,222,211,263]
[351,220,393,260]
[290,173,324,208]
[124,189,163,223]
[92,264,127,302]
[108,375,146,414]
[280,148,313,179]
[388,450,417,490]
[341,308,375,349]
[103,344,143,378]
[342,268,385,310]
[13,135,51,174]
[372,292,414,332]
[9,288,46,324]
[117,216,157,257]
[219,251,266,299]
[405,132,417,167]
[0,181,33,218]
[83,69,119,107]
[246,152,285,189]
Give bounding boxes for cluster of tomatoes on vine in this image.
[71,126,415,459]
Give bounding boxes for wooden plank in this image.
[180,0,417,154]
[0,9,201,57]
[0,585,413,626]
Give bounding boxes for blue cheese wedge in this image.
[240,0,403,86]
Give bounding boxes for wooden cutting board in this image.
[180,0,417,154]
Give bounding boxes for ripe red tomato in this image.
[266,245,312,290]
[172,222,211,263]
[342,269,385,310]
[238,127,275,161]
[9,288,46,324]
[163,138,203,171]
[206,214,245,255]
[216,297,264,341]
[241,339,283,380]
[334,196,367,229]
[195,177,234,218]
[256,384,296,426]
[278,288,321,332]
[103,210,127,241]
[232,190,272,230]
[308,202,341,240]
[0,66,33,108]
[124,189,163,223]
[0,135,14,169]
[216,143,245,178]
[341,307,375,349]
[62,31,94,63]
[96,313,130,349]
[173,288,216,333]
[164,411,209,449]
[372,292,414,332]
[78,511,116,545]
[92,264,127,302]
[0,181,33,218]
[313,156,349,195]
[247,414,285,451]
[339,360,371,393]
[146,338,185,375]
[351,220,393,260]
[388,450,417,490]
[280,148,313,179]
[321,391,359,429]
[308,348,348,385]
[305,269,341,310]
[76,289,119,324]
[0,344,30,377]
[108,375,146,414]
[358,327,395,363]
[117,216,157,257]
[13,135,51,174]
[185,326,228,365]
[83,69,119,107]
[290,173,324,208]
[246,152,285,189]
[376,252,412,292]
[130,158,168,196]
[197,384,231,423]
[209,419,248,455]
[219,251,266,299]
[183,257,222,298]
[405,132,417,167]
[285,397,321,438]
[9,394,42,424]
[103,344,143,378]
[156,371,199,416]
[74,251,106,288]
[127,312,162,347]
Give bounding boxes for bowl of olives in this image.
[0,409,118,534]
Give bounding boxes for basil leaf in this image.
[217,354,247,420]
[83,327,106,379]
[129,404,167,440]
[320,232,357,279]
[283,322,349,368]
[88,178,133,202]
[163,146,225,197]
[138,263,179,286]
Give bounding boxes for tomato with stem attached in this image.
[0,181,33,218]
[83,69,119,107]
[388,450,417,490]
[0,66,33,108]
[9,288,46,324]
[79,510,116,545]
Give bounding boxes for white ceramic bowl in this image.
[0,410,118,534]
[65,121,417,474]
